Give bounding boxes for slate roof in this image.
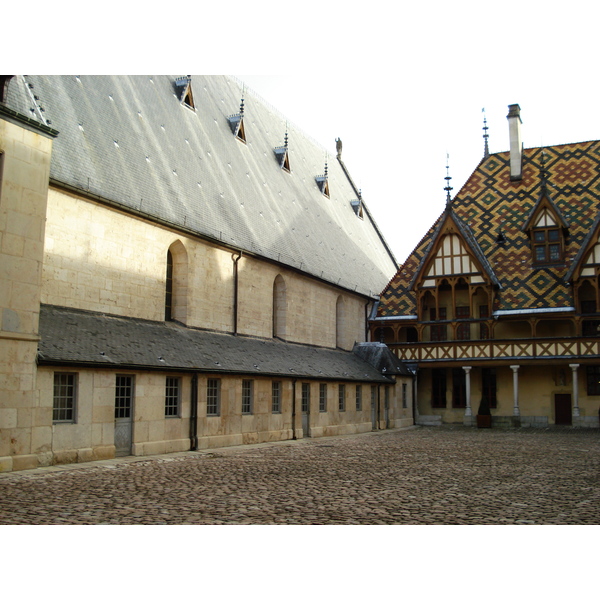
[377,141,600,317]
[38,305,394,383]
[4,75,396,298]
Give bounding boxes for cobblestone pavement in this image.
[1,426,598,525]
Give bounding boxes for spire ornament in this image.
[444,154,453,206]
[482,108,490,158]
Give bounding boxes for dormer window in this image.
[175,76,195,110]
[274,130,290,173]
[532,225,563,264]
[227,97,246,143]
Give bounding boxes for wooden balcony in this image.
[390,336,600,364]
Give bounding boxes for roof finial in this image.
[239,90,245,117]
[482,108,490,158]
[444,154,453,206]
[284,123,289,149]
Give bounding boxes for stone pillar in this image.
[510,365,520,416]
[463,366,472,417]
[570,363,580,417]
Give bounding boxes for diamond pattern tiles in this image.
[378,141,600,317]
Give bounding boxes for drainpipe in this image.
[232,251,242,335]
[365,299,372,342]
[189,373,198,451]
[291,379,297,440]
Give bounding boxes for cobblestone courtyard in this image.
[1,426,598,525]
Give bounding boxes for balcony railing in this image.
[390,336,600,363]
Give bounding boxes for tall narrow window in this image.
[402,383,408,408]
[115,375,134,419]
[319,383,327,412]
[301,383,310,413]
[242,380,253,415]
[165,250,173,321]
[452,368,466,408]
[338,384,346,411]
[432,369,446,408]
[430,307,448,341]
[207,379,221,416]
[165,241,188,323]
[165,377,181,417]
[53,373,77,423]
[355,385,362,411]
[272,381,281,413]
[456,306,470,340]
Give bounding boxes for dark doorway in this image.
[554,393,572,425]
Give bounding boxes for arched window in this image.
[273,275,286,338]
[165,241,188,323]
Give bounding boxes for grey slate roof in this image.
[5,75,397,297]
[38,305,394,383]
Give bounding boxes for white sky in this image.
[13,2,600,266]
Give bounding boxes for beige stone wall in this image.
[42,190,368,349]
[0,118,54,472]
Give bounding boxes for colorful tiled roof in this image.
[377,140,600,317]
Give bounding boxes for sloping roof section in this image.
[4,75,397,298]
[38,305,394,383]
[377,141,600,317]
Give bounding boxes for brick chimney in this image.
[507,104,523,181]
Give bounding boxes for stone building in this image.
[0,75,411,472]
[372,104,600,428]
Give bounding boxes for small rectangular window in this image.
[338,384,346,411]
[242,380,253,415]
[53,372,77,422]
[272,381,281,413]
[319,383,327,412]
[115,375,134,419]
[165,377,181,417]
[207,379,221,416]
[355,385,362,411]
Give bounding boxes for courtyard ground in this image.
[0,425,598,525]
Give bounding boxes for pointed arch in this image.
[273,275,286,339]
[165,240,188,324]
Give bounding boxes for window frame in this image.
[301,382,310,413]
[242,379,253,415]
[53,372,78,423]
[271,380,281,414]
[531,226,563,265]
[115,375,134,419]
[452,368,467,408]
[481,368,497,409]
[586,366,600,396]
[355,385,362,411]
[319,383,327,412]
[207,378,221,416]
[165,376,181,418]
[338,384,346,412]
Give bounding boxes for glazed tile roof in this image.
[4,75,397,298]
[377,141,600,317]
[38,305,394,383]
